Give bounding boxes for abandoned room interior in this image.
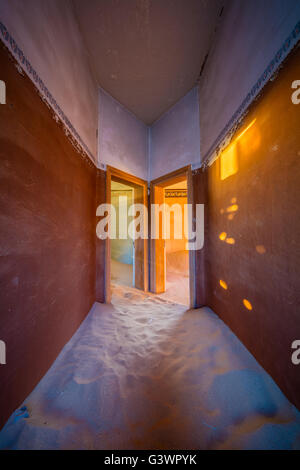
[0,0,300,451]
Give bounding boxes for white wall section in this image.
[0,0,98,160]
[149,87,201,181]
[199,0,300,161]
[98,89,148,181]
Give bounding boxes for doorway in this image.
[150,166,195,307]
[111,180,135,287]
[105,166,148,302]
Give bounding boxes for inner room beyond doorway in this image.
[158,179,189,306]
[111,180,134,288]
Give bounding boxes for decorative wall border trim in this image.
[0,20,96,167]
[202,19,300,168]
[165,189,187,198]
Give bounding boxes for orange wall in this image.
[0,45,98,428]
[164,195,187,254]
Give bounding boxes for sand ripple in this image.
[0,283,299,449]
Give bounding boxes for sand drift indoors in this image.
[1,284,299,450]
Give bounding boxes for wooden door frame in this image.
[105,166,148,302]
[150,165,196,309]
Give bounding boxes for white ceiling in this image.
[73,0,224,124]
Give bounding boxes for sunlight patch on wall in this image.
[220,119,258,181]
[220,143,238,181]
[256,245,266,254]
[226,204,238,213]
[237,119,261,155]
[220,280,228,290]
[236,119,257,142]
[243,299,253,311]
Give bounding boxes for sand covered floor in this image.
[1,284,300,450]
[111,259,133,288]
[111,257,189,305]
[158,271,189,306]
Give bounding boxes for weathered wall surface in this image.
[150,87,201,180]
[204,46,300,409]
[199,0,300,160]
[98,89,148,181]
[0,44,97,428]
[0,0,98,159]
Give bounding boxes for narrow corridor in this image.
[1,285,299,450]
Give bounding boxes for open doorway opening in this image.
[105,166,148,302]
[163,179,189,305]
[111,180,134,288]
[150,166,194,307]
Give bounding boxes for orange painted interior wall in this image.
[164,194,189,276]
[164,195,188,253]
[203,45,300,409]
